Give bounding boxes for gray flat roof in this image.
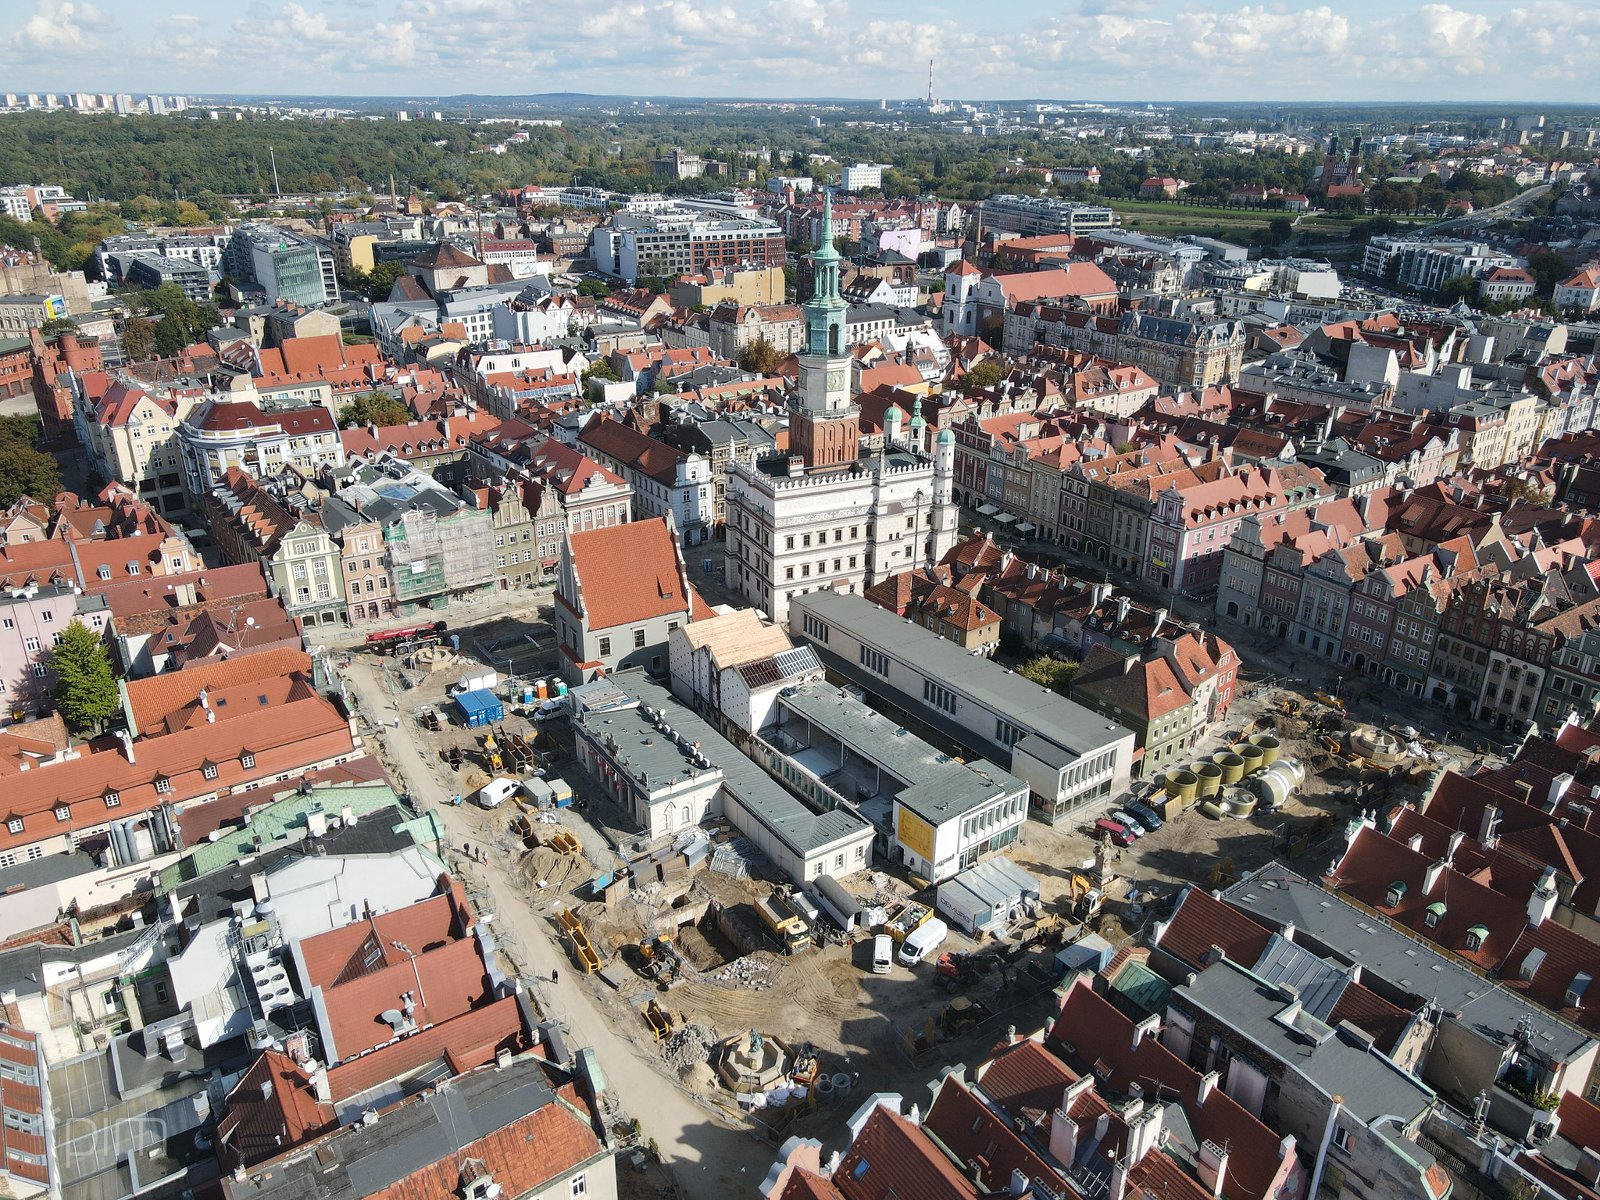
[791,592,1132,759]
[1174,957,1436,1127]
[779,681,1025,826]
[585,672,870,857]
[1224,865,1594,1063]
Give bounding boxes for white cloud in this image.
[0,0,1592,99]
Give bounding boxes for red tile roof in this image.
[559,516,692,632]
[924,1076,1057,1195]
[324,994,529,1103]
[1157,885,1274,970]
[0,1023,46,1184]
[124,648,312,735]
[363,1079,602,1200]
[1050,982,1295,1200]
[317,936,490,1061]
[578,415,689,487]
[216,1050,336,1168]
[0,694,355,855]
[836,1105,975,1200]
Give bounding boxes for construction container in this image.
[1165,769,1199,804]
[1237,742,1265,774]
[454,689,505,728]
[1195,761,1223,798]
[1213,751,1245,784]
[546,776,573,807]
[1250,733,1282,766]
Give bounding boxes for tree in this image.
[0,417,60,507]
[152,313,189,358]
[1017,655,1078,696]
[120,317,156,362]
[338,391,415,428]
[960,359,1005,393]
[49,619,120,734]
[581,357,617,395]
[576,279,611,298]
[364,260,405,302]
[737,337,783,375]
[39,316,81,338]
[1267,217,1294,246]
[1438,275,1479,306]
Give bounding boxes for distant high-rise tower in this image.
[927,59,935,105]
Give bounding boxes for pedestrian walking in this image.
[551,968,559,983]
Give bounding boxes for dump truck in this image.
[756,892,812,955]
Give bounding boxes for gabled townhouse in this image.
[555,515,706,683]
[206,468,346,627]
[579,415,713,545]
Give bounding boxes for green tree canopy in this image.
[737,337,783,376]
[960,358,1006,393]
[0,417,61,507]
[120,316,156,363]
[1017,655,1078,696]
[576,279,610,298]
[363,260,405,302]
[49,619,120,733]
[338,391,415,429]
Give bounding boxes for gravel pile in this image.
[660,1022,718,1071]
[708,954,779,990]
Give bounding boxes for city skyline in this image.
[1,0,1596,104]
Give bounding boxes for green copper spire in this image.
[909,393,925,430]
[814,187,840,265]
[802,186,846,358]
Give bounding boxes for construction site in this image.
[348,605,1493,1160]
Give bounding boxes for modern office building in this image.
[977,194,1118,237]
[224,224,338,306]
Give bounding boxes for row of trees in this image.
[0,417,61,507]
[118,282,223,362]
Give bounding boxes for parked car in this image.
[1124,802,1164,832]
[1094,817,1137,847]
[1108,810,1145,837]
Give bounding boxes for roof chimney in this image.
[1478,804,1501,847]
[1423,859,1447,894]
[1529,867,1559,928]
[117,729,135,763]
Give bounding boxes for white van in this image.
[897,917,949,967]
[871,934,894,974]
[476,778,519,809]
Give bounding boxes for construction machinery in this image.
[934,951,1001,993]
[642,998,673,1041]
[638,935,681,985]
[480,731,504,772]
[940,995,993,1034]
[756,892,812,955]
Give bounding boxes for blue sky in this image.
[1,0,1593,102]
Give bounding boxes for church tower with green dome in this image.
[792,188,860,467]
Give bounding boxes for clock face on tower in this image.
[827,368,845,392]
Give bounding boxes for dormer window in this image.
[1385,881,1407,908]
[97,564,111,581]
[104,790,120,807]
[54,805,69,822]
[1425,902,1446,928]
[202,762,218,781]
[1464,925,1488,953]
[154,776,172,795]
[1567,971,1592,1009]
[241,752,256,770]
[6,817,21,835]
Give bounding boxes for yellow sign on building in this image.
[897,806,935,861]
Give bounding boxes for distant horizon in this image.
[2,0,1595,105]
